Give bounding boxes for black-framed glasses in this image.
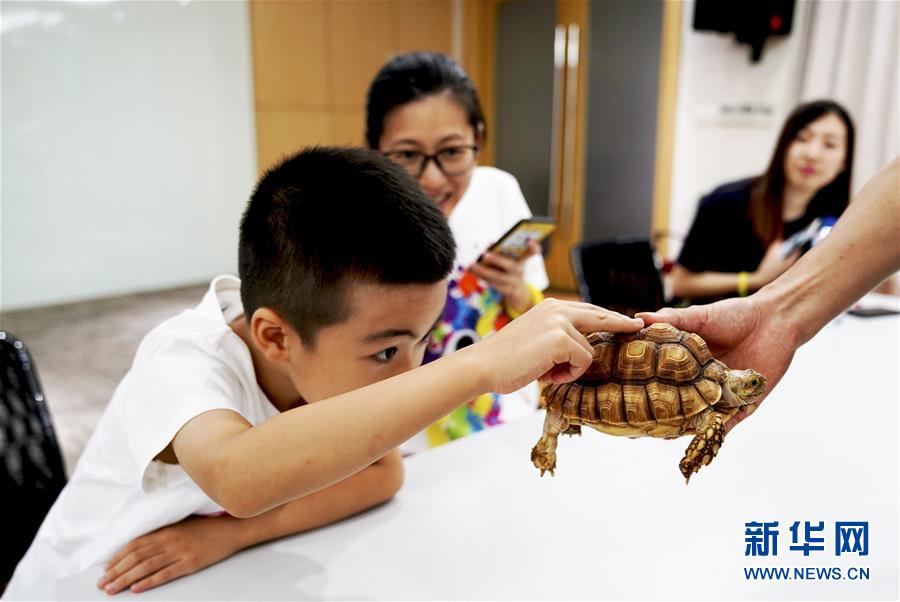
[383,145,480,178]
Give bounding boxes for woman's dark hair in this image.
[365,52,485,149]
[749,100,855,246]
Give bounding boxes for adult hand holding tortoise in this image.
[636,296,791,432]
[639,157,900,431]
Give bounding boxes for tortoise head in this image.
[722,369,767,407]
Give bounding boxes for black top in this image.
[677,177,845,274]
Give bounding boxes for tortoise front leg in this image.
[679,409,727,484]
[531,409,569,477]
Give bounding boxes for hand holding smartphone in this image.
[483,217,556,261]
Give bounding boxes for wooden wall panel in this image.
[249,1,329,108]
[256,110,332,172]
[395,1,453,55]
[462,0,499,166]
[651,0,682,259]
[327,1,394,111]
[250,0,464,173]
[332,109,366,147]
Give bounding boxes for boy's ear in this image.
[250,308,295,363]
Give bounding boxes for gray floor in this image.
[0,283,209,476]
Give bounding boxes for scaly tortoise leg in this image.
[679,410,727,484]
[531,409,569,476]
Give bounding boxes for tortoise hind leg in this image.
[678,410,727,484]
[563,424,582,436]
[531,409,569,477]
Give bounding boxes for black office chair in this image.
[571,238,666,318]
[0,331,67,587]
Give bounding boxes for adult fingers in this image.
[519,240,542,262]
[480,252,521,273]
[469,262,506,282]
[469,263,518,293]
[724,401,762,433]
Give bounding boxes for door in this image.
[491,0,680,292]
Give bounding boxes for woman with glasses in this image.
[366,51,549,453]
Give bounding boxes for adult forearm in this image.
[758,158,900,345]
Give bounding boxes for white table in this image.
[15,312,899,600]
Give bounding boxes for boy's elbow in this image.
[208,455,274,518]
[386,458,405,499]
[220,496,266,519]
[213,482,268,518]
[376,450,405,502]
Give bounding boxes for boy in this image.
[5,147,642,596]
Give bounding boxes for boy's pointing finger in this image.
[560,303,644,334]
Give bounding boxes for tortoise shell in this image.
[542,322,729,437]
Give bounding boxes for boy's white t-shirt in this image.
[5,276,278,596]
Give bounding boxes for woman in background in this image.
[672,100,855,303]
[366,52,549,452]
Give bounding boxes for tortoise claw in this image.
[531,438,558,477]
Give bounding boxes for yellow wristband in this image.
[505,284,544,319]
[737,271,750,297]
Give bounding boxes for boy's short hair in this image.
[238,146,455,345]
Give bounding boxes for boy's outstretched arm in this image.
[98,451,403,594]
[173,300,642,518]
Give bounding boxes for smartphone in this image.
[779,218,822,259]
[485,217,556,260]
[847,307,900,318]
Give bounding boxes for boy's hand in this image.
[470,298,643,394]
[97,514,241,594]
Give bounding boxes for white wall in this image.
[799,0,899,194]
[1,0,257,310]
[667,0,810,258]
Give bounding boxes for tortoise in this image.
[530,322,766,483]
